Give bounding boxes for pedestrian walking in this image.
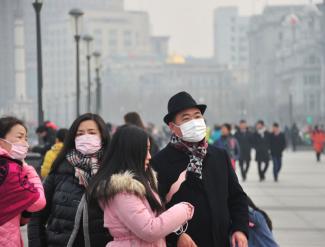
[270,123,286,182]
[87,125,194,247]
[151,91,249,247]
[290,123,299,152]
[0,116,46,247]
[28,113,112,247]
[214,123,240,170]
[252,120,271,181]
[311,125,325,162]
[235,120,253,181]
[40,128,68,178]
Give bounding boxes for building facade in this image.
[248,3,325,125]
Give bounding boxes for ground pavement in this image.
[241,150,325,247]
[22,151,325,246]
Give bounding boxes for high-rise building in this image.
[213,7,250,69]
[0,0,168,127]
[248,4,325,124]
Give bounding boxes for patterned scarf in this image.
[66,149,103,187]
[170,134,208,179]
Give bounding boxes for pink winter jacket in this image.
[101,171,194,247]
[0,148,46,247]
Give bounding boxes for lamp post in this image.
[93,51,101,115]
[83,34,93,112]
[32,0,44,127]
[69,8,84,117]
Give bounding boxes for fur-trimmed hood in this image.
[105,170,158,200]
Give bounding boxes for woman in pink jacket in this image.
[87,125,195,247]
[0,117,46,247]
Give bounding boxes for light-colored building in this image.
[248,3,325,125]
[100,55,239,125]
[38,0,168,127]
[214,7,250,69]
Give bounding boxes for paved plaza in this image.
[22,150,325,246]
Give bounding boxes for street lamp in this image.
[69,8,84,117]
[93,51,102,115]
[83,34,93,112]
[32,0,44,127]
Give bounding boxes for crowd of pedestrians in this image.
[2,90,324,246]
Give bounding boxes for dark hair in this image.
[87,125,163,213]
[124,112,145,129]
[247,196,273,231]
[56,128,68,143]
[50,113,110,173]
[222,123,232,132]
[0,116,27,139]
[36,125,48,134]
[240,119,246,124]
[257,120,265,126]
[273,122,279,128]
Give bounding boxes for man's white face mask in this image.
[174,118,207,143]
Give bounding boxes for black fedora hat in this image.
[163,91,207,124]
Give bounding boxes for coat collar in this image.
[106,170,158,200]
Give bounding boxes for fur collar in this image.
[106,170,158,200]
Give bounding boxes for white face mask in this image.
[175,118,207,143]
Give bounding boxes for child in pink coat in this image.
[87,125,194,247]
[0,117,46,247]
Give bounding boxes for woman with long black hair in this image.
[87,125,194,247]
[28,113,111,247]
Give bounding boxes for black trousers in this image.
[239,159,250,180]
[257,161,269,181]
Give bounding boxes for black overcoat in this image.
[151,144,249,247]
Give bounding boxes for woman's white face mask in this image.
[174,118,207,143]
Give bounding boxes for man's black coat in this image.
[151,144,249,247]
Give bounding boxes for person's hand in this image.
[177,233,197,247]
[231,231,248,247]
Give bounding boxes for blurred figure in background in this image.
[124,112,160,155]
[311,125,325,162]
[40,128,68,178]
[253,120,271,182]
[270,123,286,182]
[214,123,240,170]
[32,123,57,156]
[235,120,253,181]
[209,124,221,144]
[290,123,299,152]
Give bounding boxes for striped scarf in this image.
[170,134,208,179]
[66,149,103,187]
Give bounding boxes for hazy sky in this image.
[125,0,322,57]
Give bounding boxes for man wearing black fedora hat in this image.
[151,92,249,247]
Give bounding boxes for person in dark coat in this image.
[270,123,286,182]
[235,120,253,181]
[151,91,249,247]
[28,113,112,247]
[252,120,271,182]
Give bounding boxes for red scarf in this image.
[0,154,39,226]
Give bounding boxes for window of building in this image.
[123,30,132,47]
[108,30,117,47]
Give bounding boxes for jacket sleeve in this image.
[23,164,46,212]
[110,193,194,243]
[41,150,53,178]
[224,150,249,238]
[28,172,56,247]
